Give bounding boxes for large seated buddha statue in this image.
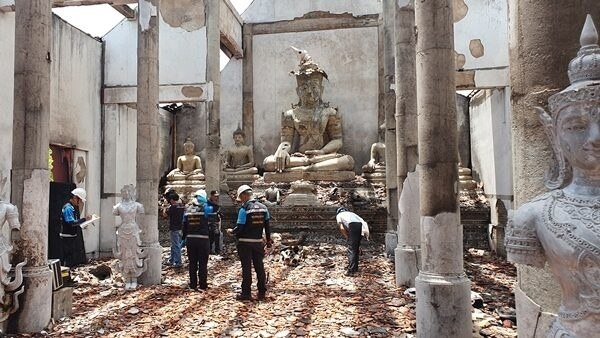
[165,138,205,196]
[223,127,259,188]
[505,15,600,338]
[263,48,355,182]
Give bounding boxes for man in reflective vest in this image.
[182,190,210,290]
[227,185,272,301]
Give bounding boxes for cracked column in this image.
[393,0,421,287]
[414,1,471,337]
[204,0,221,193]
[8,0,53,333]
[136,0,162,285]
[383,0,399,256]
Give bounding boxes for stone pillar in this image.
[204,0,221,193]
[414,1,472,337]
[7,0,53,332]
[393,0,421,287]
[136,0,162,285]
[382,0,398,256]
[508,2,600,336]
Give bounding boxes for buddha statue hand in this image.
[274,142,292,172]
[305,149,325,156]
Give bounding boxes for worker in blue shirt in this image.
[226,185,272,301]
[60,188,91,267]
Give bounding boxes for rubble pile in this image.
[38,238,517,338]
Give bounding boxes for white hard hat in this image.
[194,190,207,198]
[236,185,252,201]
[71,188,87,202]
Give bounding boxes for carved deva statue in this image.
[505,15,600,338]
[263,47,355,180]
[0,176,25,325]
[113,184,146,290]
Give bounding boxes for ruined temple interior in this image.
[0,0,598,336]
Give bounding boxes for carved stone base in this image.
[264,171,355,183]
[164,181,205,200]
[362,167,386,184]
[282,182,320,206]
[224,174,260,190]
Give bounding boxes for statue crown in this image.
[549,15,600,114]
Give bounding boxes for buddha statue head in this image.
[183,138,196,156]
[233,127,246,146]
[537,15,600,190]
[290,49,328,108]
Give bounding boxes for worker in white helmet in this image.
[60,188,91,267]
[226,185,272,301]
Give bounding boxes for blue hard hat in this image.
[336,207,348,215]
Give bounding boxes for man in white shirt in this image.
[335,207,369,276]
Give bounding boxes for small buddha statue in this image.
[362,123,386,174]
[263,48,354,174]
[224,128,258,175]
[505,15,600,338]
[167,138,205,181]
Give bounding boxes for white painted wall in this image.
[50,16,103,255]
[103,15,207,87]
[454,0,509,71]
[0,12,15,202]
[99,104,138,254]
[252,27,380,170]
[220,58,243,149]
[469,88,513,216]
[242,0,381,23]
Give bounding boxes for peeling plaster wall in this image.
[469,88,513,221]
[103,14,207,87]
[252,27,379,170]
[0,12,15,202]
[241,0,381,23]
[50,16,103,255]
[221,58,243,149]
[99,104,137,254]
[454,0,508,71]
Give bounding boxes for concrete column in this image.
[204,0,221,193]
[414,1,471,337]
[136,0,161,285]
[382,0,398,256]
[7,0,53,333]
[393,0,421,287]
[508,1,600,336]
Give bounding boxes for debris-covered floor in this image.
[20,238,517,338]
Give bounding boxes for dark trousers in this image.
[237,242,267,296]
[347,222,363,273]
[209,224,221,254]
[186,237,210,289]
[61,230,87,267]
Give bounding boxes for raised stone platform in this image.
[264,171,355,183]
[164,180,205,199]
[225,174,260,190]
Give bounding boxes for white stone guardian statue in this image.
[505,15,600,338]
[0,175,25,326]
[113,184,147,290]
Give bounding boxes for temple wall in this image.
[469,88,513,255]
[103,15,207,87]
[241,0,381,23]
[221,58,243,149]
[0,13,103,254]
[0,12,15,202]
[252,27,380,171]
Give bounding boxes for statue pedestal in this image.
[282,182,319,206]
[264,171,355,183]
[164,180,205,199]
[224,174,260,190]
[362,167,386,184]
